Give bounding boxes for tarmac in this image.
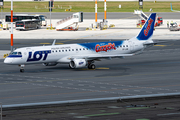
[1,18,180,120]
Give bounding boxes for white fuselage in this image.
[4,38,146,65]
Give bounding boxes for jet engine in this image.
[43,62,58,66]
[69,59,86,68]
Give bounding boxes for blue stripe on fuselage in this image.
[7,55,22,58]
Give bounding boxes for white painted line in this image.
[157,112,180,116]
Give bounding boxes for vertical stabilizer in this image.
[136,13,156,41]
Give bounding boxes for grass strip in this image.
[1,1,180,12]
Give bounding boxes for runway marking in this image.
[40,43,51,44]
[157,112,180,116]
[96,67,109,70]
[1,77,180,94]
[84,112,121,117]
[56,43,64,44]
[154,45,167,47]
[1,70,180,97]
[126,107,149,110]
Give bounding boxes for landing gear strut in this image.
[19,65,25,73]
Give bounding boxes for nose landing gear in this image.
[19,65,25,73]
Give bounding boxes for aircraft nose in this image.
[4,57,13,64]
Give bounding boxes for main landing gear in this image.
[88,61,96,69]
[19,65,25,73]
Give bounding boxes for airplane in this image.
[4,13,157,73]
[170,3,180,12]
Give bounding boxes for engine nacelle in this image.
[69,59,86,68]
[43,62,58,66]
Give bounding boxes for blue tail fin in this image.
[136,13,156,40]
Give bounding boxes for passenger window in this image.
[59,50,61,52]
[69,49,71,51]
[126,45,128,47]
[62,50,64,52]
[83,48,85,50]
[72,49,74,51]
[66,50,67,52]
[76,49,78,51]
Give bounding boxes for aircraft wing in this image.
[69,53,134,60]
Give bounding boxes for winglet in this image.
[52,39,56,46]
[136,13,156,41]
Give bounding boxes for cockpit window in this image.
[10,52,22,55]
[11,52,17,55]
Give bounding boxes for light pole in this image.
[95,0,97,28]
[11,0,13,52]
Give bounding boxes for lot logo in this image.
[27,50,51,62]
[144,18,153,36]
[95,43,116,52]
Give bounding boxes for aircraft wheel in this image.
[88,64,96,69]
[20,69,24,73]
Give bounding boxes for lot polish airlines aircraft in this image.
[4,13,157,72]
